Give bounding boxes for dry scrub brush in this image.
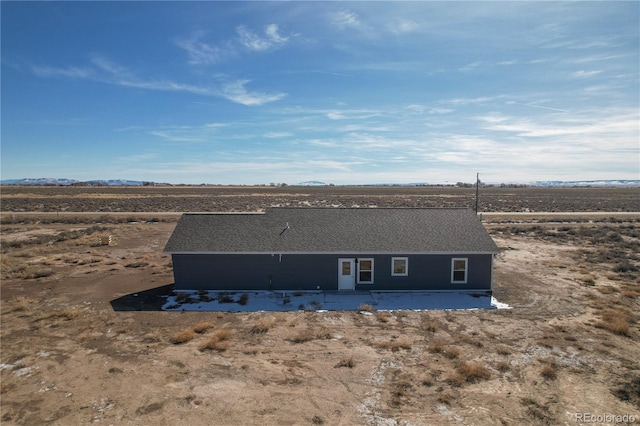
[422,318,438,333]
[595,307,635,337]
[199,329,232,352]
[390,379,413,407]
[358,303,374,312]
[288,327,333,343]
[428,342,460,359]
[446,361,491,386]
[375,311,391,323]
[170,329,196,345]
[1,261,54,280]
[495,344,512,356]
[375,340,412,352]
[193,321,215,334]
[7,296,38,312]
[249,317,276,334]
[540,362,558,380]
[335,355,356,369]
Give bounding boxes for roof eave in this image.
[165,250,499,255]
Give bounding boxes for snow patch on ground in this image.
[161,290,511,312]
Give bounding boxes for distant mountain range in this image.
[297,181,328,186]
[0,178,146,186]
[1,178,638,187]
[528,180,639,188]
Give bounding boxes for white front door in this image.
[338,258,355,290]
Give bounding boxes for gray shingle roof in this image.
[165,208,498,254]
[164,208,498,254]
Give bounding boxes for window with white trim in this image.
[451,258,468,283]
[391,257,408,276]
[357,258,374,284]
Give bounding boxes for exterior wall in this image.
[355,254,493,291]
[171,254,337,291]
[171,253,494,292]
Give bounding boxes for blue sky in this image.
[2,1,638,185]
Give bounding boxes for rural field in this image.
[1,186,639,425]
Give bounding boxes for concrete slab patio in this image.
[161,290,511,312]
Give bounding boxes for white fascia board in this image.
[165,251,498,255]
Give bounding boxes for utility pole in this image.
[475,172,480,214]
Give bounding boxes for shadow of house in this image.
[110,283,174,312]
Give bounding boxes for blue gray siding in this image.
[171,253,493,291]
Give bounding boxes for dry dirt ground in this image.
[1,189,639,425]
[2,185,639,213]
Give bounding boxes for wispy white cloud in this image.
[477,110,637,141]
[175,24,289,64]
[458,61,484,72]
[541,36,624,51]
[405,104,426,114]
[571,70,602,79]
[32,65,93,79]
[32,56,286,106]
[337,124,391,133]
[324,109,381,121]
[567,54,627,64]
[444,96,503,106]
[144,122,229,143]
[175,31,228,65]
[220,79,286,106]
[345,60,432,73]
[506,102,570,113]
[405,104,454,115]
[307,70,354,78]
[304,139,338,148]
[87,54,218,96]
[429,107,455,115]
[264,131,293,139]
[582,82,628,94]
[205,122,228,129]
[330,10,361,28]
[236,24,289,51]
[387,19,419,34]
[148,131,204,143]
[90,55,129,76]
[265,24,288,44]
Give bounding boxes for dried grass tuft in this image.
[496,345,512,356]
[376,311,391,323]
[9,296,38,312]
[436,390,455,405]
[60,308,81,320]
[595,308,633,337]
[422,318,438,333]
[335,355,356,369]
[448,361,491,385]
[358,303,374,312]
[170,329,196,345]
[199,329,232,352]
[193,321,215,334]
[540,359,559,380]
[376,340,412,352]
[443,346,461,360]
[249,317,275,334]
[289,329,317,343]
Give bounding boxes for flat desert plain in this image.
[1,186,639,425]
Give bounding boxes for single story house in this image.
[164,208,499,292]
